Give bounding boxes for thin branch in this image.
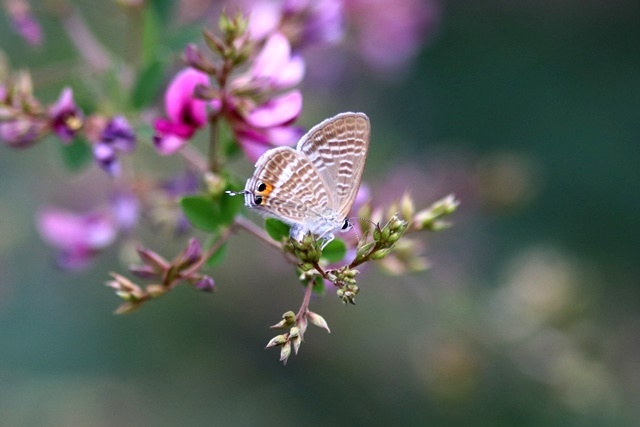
[233,216,282,250]
[179,144,209,173]
[208,116,220,173]
[296,281,314,319]
[58,7,119,75]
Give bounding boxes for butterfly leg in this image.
[318,233,334,250]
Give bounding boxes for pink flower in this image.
[232,90,304,162]
[6,0,42,46]
[36,207,118,270]
[226,32,305,161]
[153,68,210,155]
[243,0,344,48]
[344,0,440,74]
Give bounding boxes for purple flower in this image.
[192,275,216,292]
[93,116,136,176]
[6,0,42,46]
[153,68,209,155]
[0,116,47,148]
[110,191,140,233]
[36,207,117,270]
[49,87,83,143]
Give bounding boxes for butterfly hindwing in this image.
[297,112,370,218]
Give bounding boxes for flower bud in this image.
[370,248,393,260]
[280,341,292,364]
[192,275,216,292]
[400,192,415,220]
[292,334,302,355]
[183,44,217,75]
[114,301,141,315]
[266,334,288,348]
[307,311,330,333]
[174,238,202,271]
[145,284,166,298]
[136,246,170,273]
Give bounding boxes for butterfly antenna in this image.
[225,190,249,197]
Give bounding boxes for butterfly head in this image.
[226,180,275,208]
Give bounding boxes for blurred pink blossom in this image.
[36,207,118,270]
[243,0,344,48]
[344,0,440,73]
[5,0,42,46]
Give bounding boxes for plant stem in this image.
[296,281,314,319]
[208,116,220,172]
[234,216,282,250]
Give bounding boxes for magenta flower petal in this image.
[275,55,306,88]
[265,125,304,146]
[236,133,272,163]
[164,68,209,127]
[153,132,188,156]
[245,90,302,128]
[252,32,291,79]
[250,32,305,89]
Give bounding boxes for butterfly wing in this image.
[244,147,333,227]
[297,112,370,218]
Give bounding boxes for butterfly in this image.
[228,112,370,248]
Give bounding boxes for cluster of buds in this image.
[412,194,460,231]
[186,13,254,78]
[266,309,330,365]
[288,232,322,266]
[106,238,215,314]
[325,266,359,304]
[336,284,360,305]
[0,70,48,148]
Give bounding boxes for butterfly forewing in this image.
[247,147,332,224]
[297,112,370,218]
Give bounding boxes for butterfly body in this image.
[238,112,370,247]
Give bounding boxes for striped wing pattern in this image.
[297,112,370,218]
[242,112,370,239]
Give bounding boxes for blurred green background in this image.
[1,1,639,426]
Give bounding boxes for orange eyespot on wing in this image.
[256,181,274,196]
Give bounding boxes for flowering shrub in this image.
[0,0,454,364]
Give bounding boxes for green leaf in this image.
[59,137,92,172]
[321,239,347,263]
[219,187,244,225]
[131,59,164,109]
[265,218,290,241]
[312,275,325,295]
[205,242,228,268]
[180,195,219,232]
